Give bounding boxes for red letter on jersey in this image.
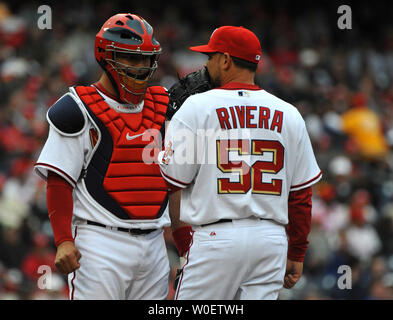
[229,106,238,129]
[246,106,257,128]
[259,106,270,129]
[216,108,232,130]
[235,106,245,128]
[270,110,283,133]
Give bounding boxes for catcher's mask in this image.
[95,13,161,105]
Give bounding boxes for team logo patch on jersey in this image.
[238,91,250,97]
[209,231,216,236]
[161,141,173,165]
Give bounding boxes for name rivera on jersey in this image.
[216,105,283,133]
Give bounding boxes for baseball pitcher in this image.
[160,26,322,299]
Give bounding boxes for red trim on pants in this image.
[175,230,194,300]
[70,226,78,300]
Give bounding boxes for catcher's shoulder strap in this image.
[144,85,169,126]
[147,85,169,103]
[46,92,87,136]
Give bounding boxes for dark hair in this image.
[231,56,258,72]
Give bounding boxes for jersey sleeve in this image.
[34,125,86,188]
[290,120,322,191]
[158,116,200,189]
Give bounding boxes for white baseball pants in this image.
[68,222,170,300]
[175,217,288,300]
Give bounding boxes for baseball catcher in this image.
[35,13,173,300]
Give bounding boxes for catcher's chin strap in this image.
[98,59,122,101]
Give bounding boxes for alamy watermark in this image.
[36,264,353,292]
[37,265,52,290]
[141,126,259,172]
[337,265,352,290]
[36,5,352,34]
[337,5,352,30]
[37,5,52,30]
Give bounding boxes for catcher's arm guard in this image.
[166,67,213,120]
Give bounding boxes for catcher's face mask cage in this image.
[105,46,160,104]
[95,13,161,105]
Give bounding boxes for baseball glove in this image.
[166,67,213,120]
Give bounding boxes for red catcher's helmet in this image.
[95,13,161,105]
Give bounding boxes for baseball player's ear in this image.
[222,53,231,69]
[223,53,229,63]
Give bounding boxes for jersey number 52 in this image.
[216,139,284,195]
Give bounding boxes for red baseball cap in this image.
[190,26,262,64]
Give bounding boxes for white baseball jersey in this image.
[35,86,170,230]
[159,84,321,226]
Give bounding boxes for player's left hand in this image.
[283,259,303,289]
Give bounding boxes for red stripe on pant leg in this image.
[175,230,194,300]
[70,226,78,300]
[70,271,76,300]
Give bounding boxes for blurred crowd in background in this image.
[0,0,392,300]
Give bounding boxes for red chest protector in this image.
[74,85,169,220]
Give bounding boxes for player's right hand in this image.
[55,241,82,274]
